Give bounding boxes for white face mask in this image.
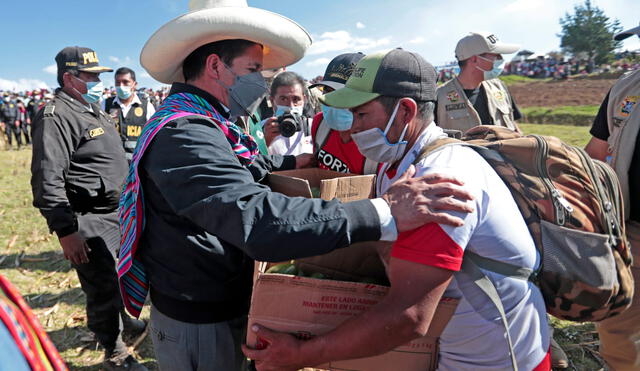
[476,55,504,80]
[351,101,408,164]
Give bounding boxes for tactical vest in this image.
[436,77,517,132]
[606,69,640,220]
[105,97,148,159]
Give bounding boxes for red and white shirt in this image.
[311,112,369,174]
[378,123,550,371]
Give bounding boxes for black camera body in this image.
[276,111,308,138]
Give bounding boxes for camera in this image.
[276,111,308,138]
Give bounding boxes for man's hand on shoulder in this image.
[382,165,474,232]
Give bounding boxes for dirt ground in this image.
[509,77,617,108]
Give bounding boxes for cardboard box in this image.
[250,168,459,370]
[267,168,388,281]
[268,168,375,202]
[247,269,459,371]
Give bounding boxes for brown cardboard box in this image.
[267,168,387,282]
[250,168,459,370]
[268,168,375,202]
[247,269,459,371]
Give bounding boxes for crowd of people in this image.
[2,1,640,370]
[432,51,640,83]
[504,52,640,80]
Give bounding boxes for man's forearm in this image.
[298,284,445,366]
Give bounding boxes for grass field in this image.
[0,147,158,370]
[0,123,601,370]
[520,106,600,127]
[499,74,550,85]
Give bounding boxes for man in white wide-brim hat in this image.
[117,1,476,370]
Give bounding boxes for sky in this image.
[0,0,639,91]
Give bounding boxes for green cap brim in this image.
[319,86,380,109]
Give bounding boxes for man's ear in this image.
[398,97,418,124]
[204,53,223,80]
[63,72,77,90]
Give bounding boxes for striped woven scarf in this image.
[0,275,67,371]
[117,92,258,317]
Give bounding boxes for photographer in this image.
[262,71,313,156]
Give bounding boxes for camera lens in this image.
[279,117,297,137]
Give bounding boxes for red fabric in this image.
[385,167,398,179]
[311,112,367,174]
[391,223,464,271]
[0,275,67,371]
[532,347,552,371]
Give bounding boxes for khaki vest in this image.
[606,69,640,220]
[436,77,518,132]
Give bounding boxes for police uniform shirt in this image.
[590,90,640,222]
[0,101,19,121]
[31,89,128,237]
[103,94,155,121]
[434,85,522,125]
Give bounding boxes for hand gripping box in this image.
[246,168,459,370]
[247,265,459,371]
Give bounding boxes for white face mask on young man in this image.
[351,101,408,164]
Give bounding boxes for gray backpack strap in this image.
[314,119,331,153]
[362,158,379,175]
[461,253,519,371]
[464,251,535,281]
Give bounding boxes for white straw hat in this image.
[141,0,312,84]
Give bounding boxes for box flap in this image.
[268,168,375,201]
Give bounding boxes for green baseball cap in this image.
[320,48,437,109]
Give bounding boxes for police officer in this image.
[30,46,146,371]
[1,94,21,149]
[103,67,155,161]
[27,90,43,119]
[435,31,523,134]
[585,22,640,371]
[16,98,30,145]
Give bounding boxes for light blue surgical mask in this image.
[72,75,104,104]
[275,105,303,116]
[116,85,133,100]
[351,101,408,164]
[321,105,353,131]
[476,55,504,80]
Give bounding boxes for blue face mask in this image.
[73,75,103,104]
[476,55,504,80]
[116,86,133,100]
[321,105,353,131]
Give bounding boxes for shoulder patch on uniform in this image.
[446,91,460,102]
[43,105,56,117]
[89,127,105,138]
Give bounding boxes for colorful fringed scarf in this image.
[0,274,68,371]
[117,92,258,317]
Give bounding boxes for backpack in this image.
[416,125,634,370]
